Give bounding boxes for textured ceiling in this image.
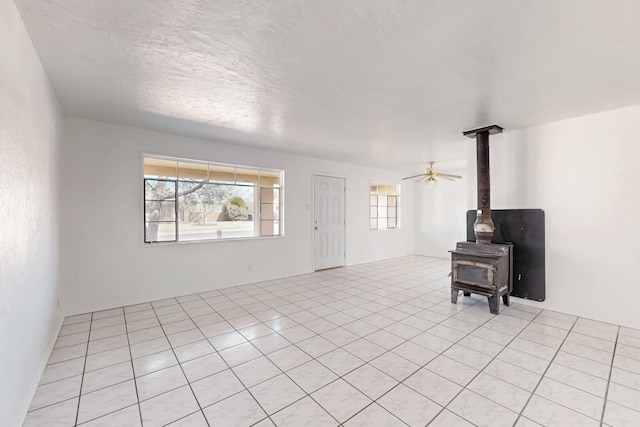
[14,0,640,171]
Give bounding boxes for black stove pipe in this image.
[463,125,503,243]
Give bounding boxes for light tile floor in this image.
[23,256,640,426]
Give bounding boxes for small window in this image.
[370,182,399,230]
[144,155,283,243]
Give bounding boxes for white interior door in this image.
[314,175,345,271]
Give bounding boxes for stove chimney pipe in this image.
[463,125,503,244]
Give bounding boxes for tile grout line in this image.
[195,292,293,426]
[336,295,532,425]
[36,257,639,427]
[512,313,587,426]
[22,260,448,426]
[73,312,93,426]
[192,294,291,427]
[72,310,143,426]
[161,289,504,424]
[599,326,620,427]
[278,283,458,426]
[186,263,455,425]
[252,268,628,424]
[127,292,297,425]
[311,262,463,423]
[149,299,213,427]
[235,313,348,426]
[70,267,439,423]
[122,308,144,427]
[294,278,523,424]
[509,310,571,426]
[417,303,542,426]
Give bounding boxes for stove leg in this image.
[463,292,471,297]
[451,289,459,304]
[502,293,511,306]
[488,295,499,314]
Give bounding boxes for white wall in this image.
[466,106,640,329]
[60,117,415,315]
[0,1,63,426]
[414,167,468,258]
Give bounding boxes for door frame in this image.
[312,172,347,271]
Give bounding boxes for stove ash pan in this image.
[450,241,513,314]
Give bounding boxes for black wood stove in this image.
[450,125,513,314]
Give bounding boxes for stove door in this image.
[452,260,495,289]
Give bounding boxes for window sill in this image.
[142,234,285,247]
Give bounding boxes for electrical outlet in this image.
[247,264,253,271]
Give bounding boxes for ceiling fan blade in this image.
[439,176,456,181]
[438,173,462,179]
[402,173,426,180]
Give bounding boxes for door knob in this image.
[314,226,319,230]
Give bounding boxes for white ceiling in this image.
[14,0,640,171]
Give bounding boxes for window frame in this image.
[369,182,400,231]
[143,154,284,244]
[144,178,179,243]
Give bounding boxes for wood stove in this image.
[450,125,513,314]
[451,241,513,313]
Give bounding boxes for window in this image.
[370,182,399,230]
[144,156,283,243]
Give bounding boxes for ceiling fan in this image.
[402,162,462,185]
